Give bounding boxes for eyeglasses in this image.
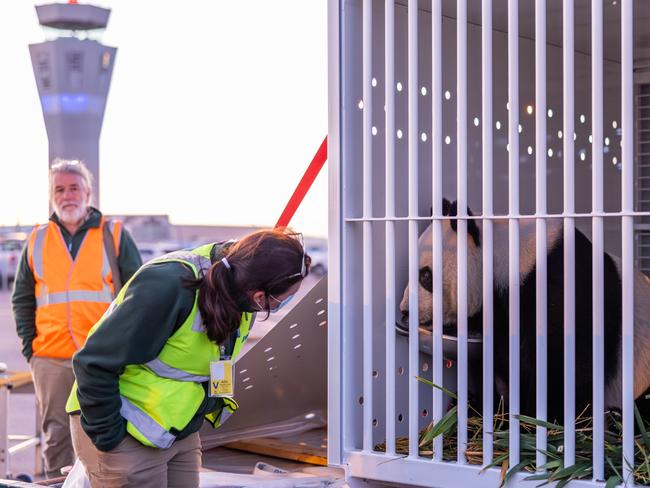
[287,233,306,279]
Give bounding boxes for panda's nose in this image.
[401,311,409,325]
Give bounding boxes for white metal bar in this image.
[431,0,444,462]
[535,0,548,472]
[362,0,374,453]
[346,450,612,488]
[407,0,420,459]
[7,435,33,441]
[344,210,650,222]
[563,0,576,467]
[0,384,8,478]
[0,387,41,478]
[326,0,343,465]
[456,0,468,465]
[8,437,40,456]
[507,0,520,467]
[591,0,605,480]
[384,0,396,457]
[481,0,494,467]
[621,0,635,483]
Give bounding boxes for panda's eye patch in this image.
[419,267,433,292]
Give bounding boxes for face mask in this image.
[269,294,294,313]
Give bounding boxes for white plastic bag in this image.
[61,458,90,488]
[199,461,347,487]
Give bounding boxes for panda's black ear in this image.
[442,198,452,216]
[466,206,480,247]
[448,201,459,232]
[467,216,481,247]
[449,203,482,248]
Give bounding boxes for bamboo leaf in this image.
[419,406,457,446]
[498,460,508,488]
[516,415,564,431]
[481,452,509,472]
[548,462,591,481]
[635,403,650,454]
[545,462,565,483]
[415,376,458,400]
[537,459,562,471]
[635,438,650,481]
[503,460,533,485]
[555,478,573,488]
[606,455,622,479]
[567,463,591,480]
[522,472,551,482]
[378,399,649,484]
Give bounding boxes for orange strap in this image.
[275,136,328,229]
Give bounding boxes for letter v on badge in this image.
[210,357,234,397]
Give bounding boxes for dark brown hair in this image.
[191,228,311,344]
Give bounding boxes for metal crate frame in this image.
[328,1,644,486]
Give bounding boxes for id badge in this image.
[209,357,234,398]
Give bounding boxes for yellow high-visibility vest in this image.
[66,243,253,448]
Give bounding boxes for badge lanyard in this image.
[209,345,234,398]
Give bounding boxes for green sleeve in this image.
[73,261,196,452]
[11,243,36,361]
[117,228,142,283]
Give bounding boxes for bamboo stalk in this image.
[375,393,650,486]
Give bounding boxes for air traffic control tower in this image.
[29,1,116,205]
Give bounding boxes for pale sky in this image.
[0,1,328,237]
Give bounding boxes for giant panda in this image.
[399,198,650,422]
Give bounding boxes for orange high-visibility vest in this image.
[27,218,122,358]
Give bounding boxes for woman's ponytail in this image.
[188,229,310,345]
[197,260,243,344]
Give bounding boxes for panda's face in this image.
[399,211,483,329]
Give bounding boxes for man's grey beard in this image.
[57,204,89,226]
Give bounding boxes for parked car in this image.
[0,236,26,291]
[306,244,327,276]
[137,241,186,263]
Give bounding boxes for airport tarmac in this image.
[0,272,321,480]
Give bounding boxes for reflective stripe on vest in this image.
[205,397,239,429]
[144,250,212,379]
[124,249,251,445]
[31,222,115,307]
[191,307,204,333]
[36,290,114,307]
[32,220,122,288]
[32,227,115,296]
[29,218,121,358]
[32,224,47,277]
[108,219,122,245]
[152,250,211,334]
[67,243,252,449]
[144,358,210,383]
[120,396,175,449]
[219,408,234,426]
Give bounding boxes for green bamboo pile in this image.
[374,378,650,487]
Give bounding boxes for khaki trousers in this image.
[30,356,76,477]
[70,414,201,488]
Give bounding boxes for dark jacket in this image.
[11,208,142,361]
[72,244,233,451]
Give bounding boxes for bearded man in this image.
[11,159,142,477]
